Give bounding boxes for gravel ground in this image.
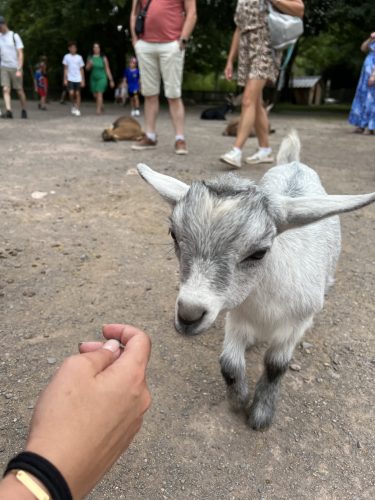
[0,102,374,500]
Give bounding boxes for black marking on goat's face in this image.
[171,178,277,334]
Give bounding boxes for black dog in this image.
[200,99,235,120]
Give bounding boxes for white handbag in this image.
[261,1,304,50]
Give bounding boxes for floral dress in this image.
[348,41,375,131]
[234,0,281,85]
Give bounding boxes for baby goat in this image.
[137,131,375,430]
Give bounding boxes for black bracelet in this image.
[3,451,72,500]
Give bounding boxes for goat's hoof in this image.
[226,388,249,413]
[247,403,274,430]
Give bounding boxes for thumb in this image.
[82,339,121,375]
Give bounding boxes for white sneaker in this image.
[220,148,242,168]
[135,109,140,117]
[71,106,76,115]
[130,109,135,117]
[75,109,81,116]
[245,149,274,165]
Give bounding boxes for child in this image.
[115,78,127,105]
[62,41,85,116]
[124,57,140,117]
[34,59,48,110]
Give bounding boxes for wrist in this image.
[1,472,42,500]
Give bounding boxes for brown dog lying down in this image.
[102,116,145,141]
[222,103,275,137]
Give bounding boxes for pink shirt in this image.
[140,0,185,42]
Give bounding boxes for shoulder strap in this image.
[141,0,153,13]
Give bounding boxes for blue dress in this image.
[348,41,375,131]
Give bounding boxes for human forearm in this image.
[181,0,197,40]
[227,27,240,63]
[130,0,138,43]
[0,472,47,500]
[17,49,24,70]
[272,0,304,18]
[360,37,372,53]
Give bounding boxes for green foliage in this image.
[2,0,374,92]
[183,72,236,92]
[297,0,375,88]
[3,0,133,87]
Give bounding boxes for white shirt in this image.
[0,30,24,69]
[62,53,85,83]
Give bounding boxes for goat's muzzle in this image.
[175,299,208,336]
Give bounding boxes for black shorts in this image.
[67,81,81,91]
[128,90,139,98]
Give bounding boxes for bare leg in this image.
[248,317,312,430]
[234,79,266,150]
[134,94,140,109]
[167,97,185,137]
[95,93,103,114]
[254,97,270,148]
[144,95,159,134]
[69,89,75,107]
[3,86,11,111]
[17,89,27,110]
[75,90,81,109]
[219,313,256,411]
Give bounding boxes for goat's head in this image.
[137,163,375,336]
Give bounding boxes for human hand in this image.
[63,79,68,87]
[371,32,375,39]
[110,80,115,89]
[81,81,85,88]
[15,69,22,78]
[25,324,152,499]
[132,37,139,47]
[224,61,233,81]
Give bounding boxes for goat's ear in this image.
[137,163,190,206]
[275,192,375,232]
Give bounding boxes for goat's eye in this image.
[169,229,177,243]
[242,249,268,263]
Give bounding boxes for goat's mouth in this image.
[174,310,216,336]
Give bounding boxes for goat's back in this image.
[260,163,341,307]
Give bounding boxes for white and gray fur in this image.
[137,130,375,430]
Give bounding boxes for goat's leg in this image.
[219,315,255,411]
[248,317,312,430]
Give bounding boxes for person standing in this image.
[0,16,27,119]
[124,56,141,116]
[348,32,375,135]
[130,0,197,155]
[220,0,304,168]
[86,42,115,115]
[34,59,48,110]
[62,41,85,117]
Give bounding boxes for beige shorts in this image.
[135,40,185,99]
[1,67,23,90]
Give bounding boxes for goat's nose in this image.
[177,300,207,326]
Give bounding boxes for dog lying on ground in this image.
[102,116,145,142]
[201,99,235,120]
[222,104,275,137]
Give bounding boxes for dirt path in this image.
[0,103,374,499]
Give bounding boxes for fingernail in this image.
[103,339,120,353]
